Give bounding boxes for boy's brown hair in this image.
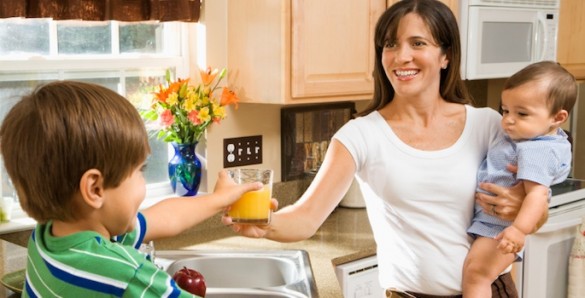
[504,61,577,115]
[0,81,150,223]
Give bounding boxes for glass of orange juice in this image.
[227,168,273,224]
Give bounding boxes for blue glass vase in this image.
[168,142,202,196]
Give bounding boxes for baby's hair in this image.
[504,61,577,114]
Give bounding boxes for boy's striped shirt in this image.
[22,213,197,297]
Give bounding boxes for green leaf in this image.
[165,69,171,83]
[140,110,159,121]
[218,68,227,79]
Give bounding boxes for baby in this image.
[463,61,577,297]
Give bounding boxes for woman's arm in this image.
[223,139,357,242]
[142,170,262,242]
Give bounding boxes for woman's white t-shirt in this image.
[333,105,502,294]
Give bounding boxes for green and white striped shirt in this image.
[23,213,197,297]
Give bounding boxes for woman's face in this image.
[381,13,448,100]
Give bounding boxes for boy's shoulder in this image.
[29,222,144,263]
[24,223,172,297]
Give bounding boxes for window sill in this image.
[0,190,207,235]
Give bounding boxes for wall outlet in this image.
[223,135,263,168]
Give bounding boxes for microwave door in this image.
[466,7,537,79]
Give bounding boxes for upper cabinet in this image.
[227,0,386,104]
[557,0,585,80]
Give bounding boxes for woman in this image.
[224,0,532,296]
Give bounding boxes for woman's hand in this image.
[476,182,525,221]
[221,198,279,239]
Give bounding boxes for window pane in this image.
[0,18,188,202]
[57,21,112,54]
[0,19,50,55]
[125,73,170,183]
[120,22,163,54]
[72,76,119,90]
[0,80,54,197]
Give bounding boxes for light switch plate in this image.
[223,135,263,168]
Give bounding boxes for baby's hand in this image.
[495,225,525,254]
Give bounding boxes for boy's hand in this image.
[496,225,525,254]
[214,170,263,206]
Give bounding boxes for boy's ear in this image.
[553,109,569,126]
[80,169,105,209]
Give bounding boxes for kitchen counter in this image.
[0,207,376,298]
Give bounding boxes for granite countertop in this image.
[0,207,376,298]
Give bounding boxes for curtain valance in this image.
[0,0,201,22]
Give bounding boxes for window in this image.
[0,18,192,201]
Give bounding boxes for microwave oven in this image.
[459,0,560,80]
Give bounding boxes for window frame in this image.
[0,19,194,201]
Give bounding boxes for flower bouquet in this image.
[141,67,239,196]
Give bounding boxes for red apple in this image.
[172,266,206,297]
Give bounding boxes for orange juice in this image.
[228,185,271,224]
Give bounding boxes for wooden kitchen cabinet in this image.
[226,0,386,104]
[557,0,585,80]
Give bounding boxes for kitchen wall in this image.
[195,1,583,192]
[193,0,281,190]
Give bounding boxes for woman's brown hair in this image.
[0,81,150,223]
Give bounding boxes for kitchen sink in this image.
[155,249,318,298]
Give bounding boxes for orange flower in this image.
[155,79,188,104]
[220,87,239,109]
[200,67,219,86]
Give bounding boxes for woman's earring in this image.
[442,65,448,69]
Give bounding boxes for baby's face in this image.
[500,80,558,141]
[101,162,147,236]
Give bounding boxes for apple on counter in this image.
[172,267,206,297]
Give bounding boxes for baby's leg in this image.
[463,236,516,298]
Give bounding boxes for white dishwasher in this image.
[515,178,585,297]
[334,255,385,298]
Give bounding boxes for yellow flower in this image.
[167,92,179,107]
[183,90,199,112]
[197,106,211,123]
[213,103,225,120]
[141,67,238,144]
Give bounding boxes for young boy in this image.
[0,81,262,297]
[463,61,578,297]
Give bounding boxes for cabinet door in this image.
[291,0,386,98]
[557,0,585,79]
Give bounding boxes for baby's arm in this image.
[496,180,549,253]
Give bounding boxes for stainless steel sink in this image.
[155,250,319,298]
